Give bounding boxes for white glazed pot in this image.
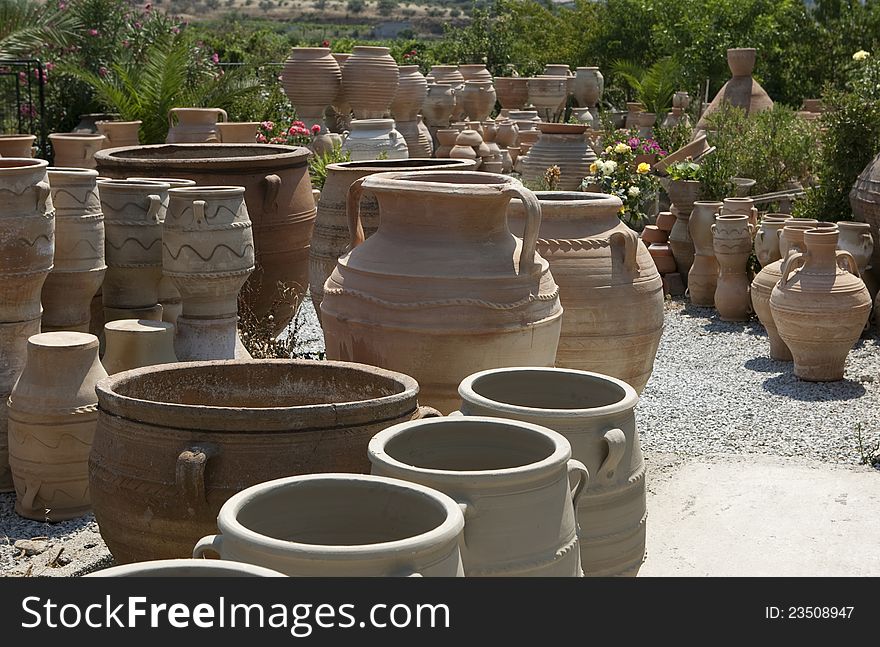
[341,119,409,161]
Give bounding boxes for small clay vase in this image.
[712,214,754,321]
[754,216,792,267]
[165,108,227,143]
[96,120,141,148]
[102,319,177,374]
[342,46,400,120]
[49,133,106,169]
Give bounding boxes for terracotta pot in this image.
[837,221,873,276]
[850,151,880,279]
[688,201,723,306]
[8,331,107,521]
[754,217,791,267]
[712,215,754,321]
[433,129,459,157]
[641,224,667,244]
[370,416,587,577]
[96,121,141,148]
[527,77,568,122]
[665,180,701,283]
[721,196,758,229]
[91,359,440,562]
[392,117,433,159]
[342,46,399,120]
[321,171,563,413]
[216,122,260,143]
[750,222,817,361]
[495,120,519,147]
[98,179,169,313]
[770,229,871,380]
[94,144,315,335]
[493,77,529,110]
[163,186,255,361]
[429,66,466,121]
[193,473,464,576]
[165,108,227,144]
[341,119,408,161]
[573,67,603,108]
[102,319,177,374]
[86,558,286,577]
[732,176,756,196]
[0,318,40,492]
[728,47,757,77]
[0,134,36,157]
[655,210,676,232]
[50,133,106,169]
[456,367,647,577]
[520,123,596,191]
[422,83,456,128]
[459,64,492,82]
[697,48,772,130]
[673,91,691,109]
[460,80,497,122]
[281,47,341,125]
[635,112,657,138]
[42,168,106,332]
[391,65,427,122]
[508,192,664,393]
[74,113,119,133]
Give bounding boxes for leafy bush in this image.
[667,160,701,181]
[611,57,681,114]
[653,120,694,156]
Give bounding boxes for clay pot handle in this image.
[21,478,41,511]
[609,229,638,273]
[176,443,218,506]
[412,405,443,419]
[836,249,861,278]
[567,459,590,509]
[779,251,805,287]
[192,199,207,226]
[35,181,51,212]
[216,108,228,123]
[346,176,368,251]
[262,173,281,214]
[501,184,542,274]
[598,428,627,484]
[168,108,181,128]
[146,194,163,223]
[192,534,224,559]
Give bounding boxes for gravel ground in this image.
[2,294,878,576]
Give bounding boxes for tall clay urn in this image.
[712,214,754,321]
[507,192,664,393]
[163,186,255,361]
[666,179,701,283]
[460,80,497,122]
[422,82,456,129]
[520,123,596,192]
[342,46,400,120]
[687,201,722,306]
[281,47,341,132]
[42,168,106,332]
[771,229,871,380]
[166,108,227,143]
[7,331,107,521]
[321,171,563,413]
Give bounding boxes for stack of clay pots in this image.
[448,125,489,169]
[712,214,754,321]
[520,123,596,191]
[281,47,342,135]
[688,201,724,306]
[666,178,702,286]
[166,108,227,144]
[0,158,54,493]
[641,211,681,295]
[391,66,432,158]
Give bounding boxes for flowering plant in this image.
[666,160,701,181]
[257,119,321,146]
[606,129,668,162]
[581,141,659,229]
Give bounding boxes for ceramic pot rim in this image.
[715,214,749,222]
[0,133,36,140]
[0,157,48,170]
[359,169,519,197]
[94,144,311,171]
[49,132,106,139]
[96,120,143,126]
[95,359,422,431]
[803,229,839,243]
[291,46,332,54]
[216,473,464,559]
[217,121,262,127]
[352,45,391,54]
[29,331,98,350]
[693,200,724,207]
[836,221,870,230]
[85,559,286,577]
[127,176,196,186]
[325,158,475,173]
[167,185,245,197]
[518,190,622,210]
[458,367,639,418]
[48,167,99,177]
[97,178,172,190]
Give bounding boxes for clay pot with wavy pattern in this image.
[342,46,399,120]
[527,77,569,122]
[688,201,723,306]
[8,332,107,521]
[281,47,341,127]
[770,229,871,380]
[370,416,587,577]
[507,192,663,393]
[163,186,254,361]
[41,168,106,332]
[712,214,754,321]
[321,171,562,413]
[49,133,106,169]
[165,108,227,144]
[90,359,441,562]
[0,134,36,157]
[96,121,141,148]
[455,367,647,577]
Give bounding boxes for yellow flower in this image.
[589,162,598,174]
[604,146,612,153]
[853,50,870,61]
[637,162,651,174]
[613,142,630,154]
[618,206,626,214]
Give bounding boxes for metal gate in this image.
[0,59,47,157]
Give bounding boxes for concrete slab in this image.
[639,453,880,576]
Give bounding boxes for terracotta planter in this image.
[495,119,519,147]
[341,119,408,161]
[520,123,596,191]
[369,416,587,577]
[321,171,563,413]
[712,214,754,321]
[281,47,341,126]
[91,359,440,562]
[666,179,701,283]
[837,221,873,278]
[460,80,496,122]
[697,48,773,130]
[193,473,464,576]
[102,319,177,374]
[429,66,466,121]
[751,222,817,361]
[573,67,603,108]
[94,144,316,335]
[0,134,36,157]
[508,192,664,393]
[50,133,106,169]
[342,46,399,120]
[163,186,255,361]
[493,77,529,110]
[851,151,880,278]
[395,116,433,158]
[688,201,723,306]
[165,108,227,143]
[754,216,791,267]
[96,120,141,148]
[98,179,170,314]
[721,196,758,229]
[456,367,647,577]
[8,331,107,521]
[421,82,456,128]
[0,318,40,492]
[86,558,286,577]
[459,64,492,82]
[391,65,427,122]
[527,77,568,122]
[770,229,871,380]
[216,122,260,143]
[434,129,459,157]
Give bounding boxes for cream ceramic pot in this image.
[86,558,286,577]
[369,416,588,577]
[193,473,465,577]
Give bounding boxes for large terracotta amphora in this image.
[507,192,664,393]
[281,47,341,132]
[519,123,596,192]
[770,229,871,381]
[341,46,399,120]
[321,171,563,413]
[165,108,227,144]
[688,201,723,306]
[712,214,754,321]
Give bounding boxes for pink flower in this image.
[134,21,142,29]
[261,121,274,129]
[171,27,180,34]
[145,2,152,10]
[44,62,55,71]
[321,39,330,48]
[98,66,109,77]
[311,124,321,135]
[256,133,268,143]
[211,53,219,64]
[18,71,26,82]
[89,28,99,36]
[59,2,66,9]
[122,39,130,48]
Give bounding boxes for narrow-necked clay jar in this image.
[102,319,177,374]
[369,416,588,577]
[193,473,465,576]
[712,214,754,321]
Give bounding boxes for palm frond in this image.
[0,0,80,58]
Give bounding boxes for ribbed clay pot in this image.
[574,67,603,107]
[90,359,441,562]
[391,65,427,122]
[460,81,497,122]
[754,216,792,267]
[0,134,36,157]
[49,133,106,169]
[165,108,227,143]
[712,214,754,321]
[193,473,464,576]
[86,558,286,577]
[688,201,723,306]
[42,168,106,332]
[95,144,315,335]
[102,319,177,374]
[493,77,529,110]
[456,367,647,577]
[281,47,341,127]
[330,52,352,128]
[508,192,664,393]
[8,331,107,521]
[321,171,563,413]
[751,222,817,361]
[520,123,596,192]
[395,116,434,159]
[770,229,871,380]
[459,64,492,82]
[851,150,880,277]
[342,46,399,120]
[96,121,141,148]
[430,66,466,120]
[341,119,408,161]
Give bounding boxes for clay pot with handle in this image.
[712,214,754,321]
[165,108,228,143]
